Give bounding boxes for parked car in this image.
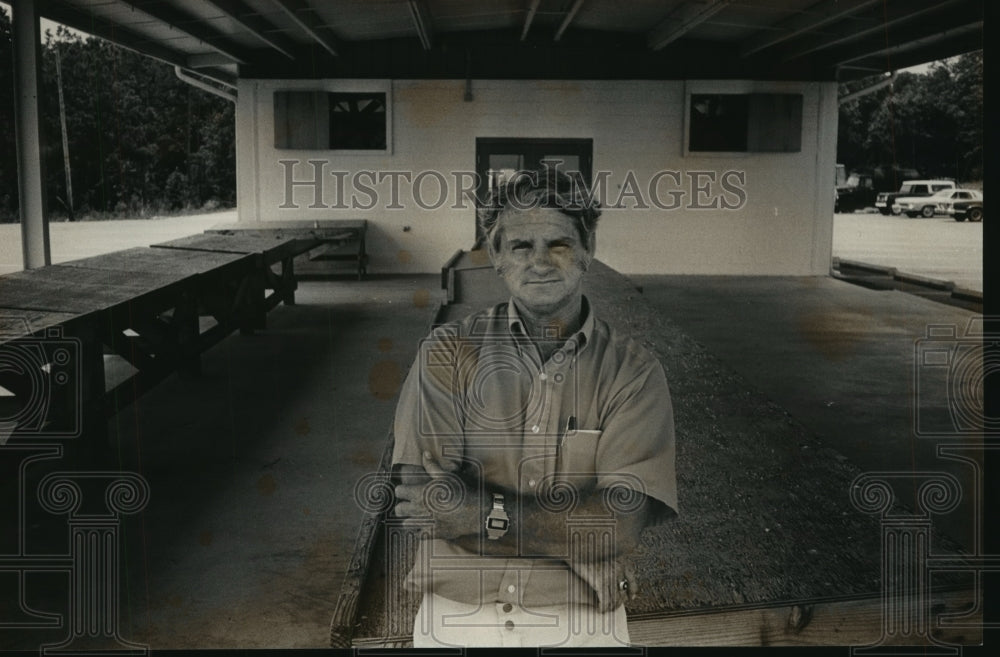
[835,172,876,212]
[893,188,980,218]
[941,192,984,222]
[875,180,955,215]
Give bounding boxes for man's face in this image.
[491,206,592,317]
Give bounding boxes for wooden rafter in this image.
[739,0,881,58]
[127,0,253,65]
[202,0,298,60]
[647,0,733,51]
[835,20,982,66]
[554,0,586,41]
[407,0,433,50]
[521,0,542,41]
[269,0,339,57]
[780,0,974,62]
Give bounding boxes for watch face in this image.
[487,517,509,531]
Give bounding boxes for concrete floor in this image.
[2,271,984,651]
[3,275,440,650]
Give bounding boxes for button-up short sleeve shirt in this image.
[392,297,677,607]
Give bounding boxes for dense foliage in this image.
[0,8,235,222]
[837,52,983,187]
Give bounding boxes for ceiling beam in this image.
[203,0,298,60]
[554,0,586,42]
[837,72,895,104]
[835,20,982,65]
[521,0,542,41]
[187,52,237,68]
[38,2,238,88]
[269,0,339,57]
[648,0,733,51]
[407,0,433,50]
[38,1,184,69]
[739,0,881,58]
[126,0,252,65]
[837,32,981,75]
[174,67,237,102]
[780,0,973,62]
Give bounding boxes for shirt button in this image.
[502,603,513,613]
[505,620,515,630]
[528,479,536,487]
[531,425,539,433]
[507,584,516,593]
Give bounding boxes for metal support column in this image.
[12,0,51,269]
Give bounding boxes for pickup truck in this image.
[875,180,955,215]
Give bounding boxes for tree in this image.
[837,51,983,186]
[0,16,236,222]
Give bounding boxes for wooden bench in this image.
[0,233,320,456]
[207,219,368,280]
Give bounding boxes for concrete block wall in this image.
[236,78,838,276]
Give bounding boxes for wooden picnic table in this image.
[0,234,319,456]
[207,219,367,280]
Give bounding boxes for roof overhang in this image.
[23,0,984,83]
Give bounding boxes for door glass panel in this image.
[541,155,580,175]
[487,154,523,197]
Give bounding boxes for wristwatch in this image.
[485,493,509,540]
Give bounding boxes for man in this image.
[391,167,677,647]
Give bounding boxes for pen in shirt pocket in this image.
[559,415,576,447]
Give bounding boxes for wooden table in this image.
[207,220,367,280]
[0,234,319,457]
[151,232,322,328]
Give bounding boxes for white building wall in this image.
[235,78,838,276]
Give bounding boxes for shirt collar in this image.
[505,296,594,350]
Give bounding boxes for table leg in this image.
[175,292,202,377]
[282,256,297,305]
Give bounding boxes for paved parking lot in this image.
[833,212,982,292]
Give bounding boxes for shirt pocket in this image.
[556,430,602,486]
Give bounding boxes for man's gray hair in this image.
[478,167,602,254]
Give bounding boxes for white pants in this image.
[412,592,631,648]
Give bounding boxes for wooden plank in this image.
[0,309,82,341]
[208,220,367,279]
[3,264,186,292]
[626,588,980,646]
[62,247,249,278]
[329,432,395,648]
[209,219,364,242]
[151,233,319,264]
[440,249,464,291]
[0,276,142,314]
[211,218,366,231]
